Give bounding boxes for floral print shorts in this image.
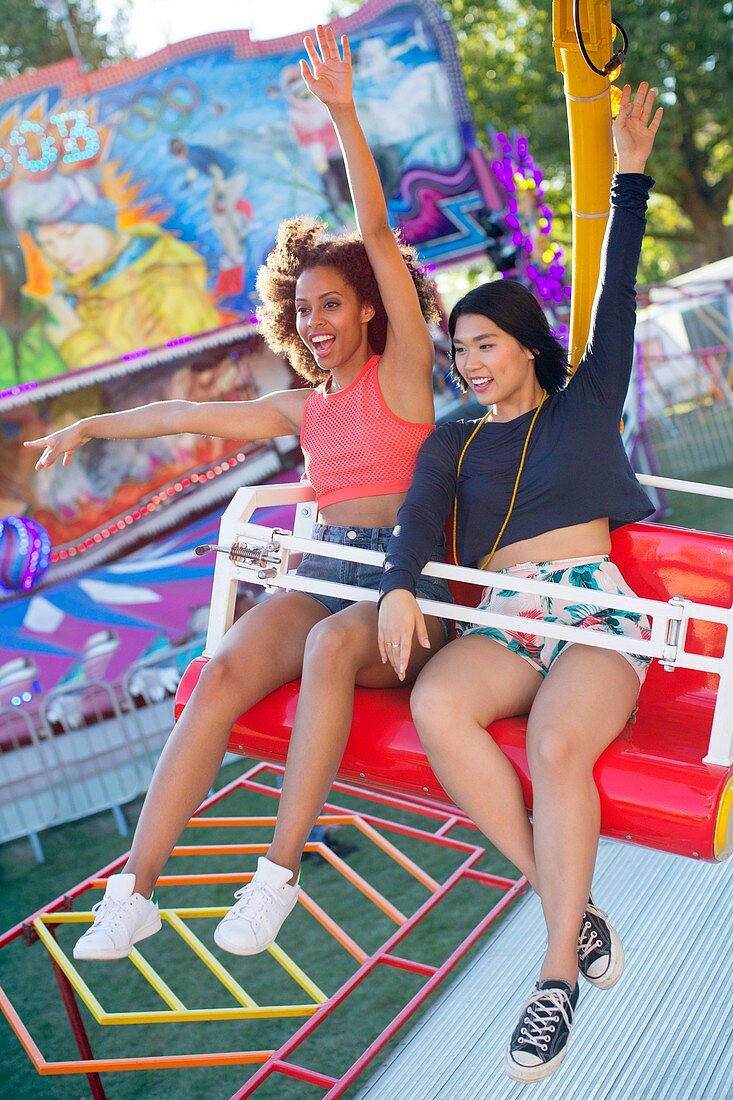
[459,556,652,685]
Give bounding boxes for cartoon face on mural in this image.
[2,172,220,370]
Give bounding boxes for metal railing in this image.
[0,639,205,860]
[203,477,733,768]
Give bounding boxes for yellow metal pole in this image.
[553,0,615,366]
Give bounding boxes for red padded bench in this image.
[176,521,733,861]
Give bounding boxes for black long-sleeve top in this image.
[380,172,655,600]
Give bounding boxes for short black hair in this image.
[448,280,569,395]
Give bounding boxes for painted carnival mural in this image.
[0,0,489,396]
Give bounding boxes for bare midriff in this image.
[319,491,409,529]
[484,517,612,571]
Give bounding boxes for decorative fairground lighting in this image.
[489,129,571,345]
[0,517,52,593]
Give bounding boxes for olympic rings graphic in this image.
[119,79,201,142]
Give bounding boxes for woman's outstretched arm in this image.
[301,25,434,376]
[24,388,308,469]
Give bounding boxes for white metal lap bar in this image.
[200,480,733,767]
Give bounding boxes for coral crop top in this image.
[300,354,434,509]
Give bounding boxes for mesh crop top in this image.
[380,173,656,600]
[300,353,434,509]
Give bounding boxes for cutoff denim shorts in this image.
[295,522,452,636]
[458,556,652,685]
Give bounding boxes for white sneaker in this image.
[73,873,161,960]
[214,856,300,956]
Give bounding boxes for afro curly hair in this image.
[256,216,440,385]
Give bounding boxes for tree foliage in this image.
[441,0,733,272]
[0,0,130,81]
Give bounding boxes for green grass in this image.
[656,463,733,536]
[0,761,519,1100]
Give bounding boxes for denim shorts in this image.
[458,556,652,685]
[295,523,452,635]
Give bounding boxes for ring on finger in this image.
[388,642,400,648]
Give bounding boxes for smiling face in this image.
[35,220,117,277]
[295,265,374,373]
[452,313,537,408]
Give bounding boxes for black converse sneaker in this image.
[505,979,579,1083]
[577,895,624,989]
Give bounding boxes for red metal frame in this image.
[0,763,525,1097]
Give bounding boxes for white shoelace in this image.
[515,989,573,1054]
[578,901,609,960]
[87,895,127,934]
[228,883,276,926]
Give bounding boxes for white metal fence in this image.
[0,639,203,861]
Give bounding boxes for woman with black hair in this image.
[378,82,662,1083]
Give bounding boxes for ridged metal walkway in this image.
[357,840,733,1099]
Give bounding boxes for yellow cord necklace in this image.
[451,391,547,568]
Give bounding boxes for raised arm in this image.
[569,83,663,415]
[301,26,434,377]
[25,388,309,470]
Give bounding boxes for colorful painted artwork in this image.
[0,485,299,734]
[0,335,294,552]
[0,0,494,397]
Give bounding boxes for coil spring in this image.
[229,540,280,568]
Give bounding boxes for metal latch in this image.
[661,595,690,672]
[195,529,289,580]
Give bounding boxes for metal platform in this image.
[357,840,733,1100]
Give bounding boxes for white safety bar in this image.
[202,476,733,768]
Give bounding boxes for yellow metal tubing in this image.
[163,911,258,1008]
[713,774,733,860]
[553,0,615,366]
[128,948,187,1011]
[98,1005,319,1026]
[32,919,108,1024]
[268,942,328,1004]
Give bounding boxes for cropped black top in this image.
[380,172,655,600]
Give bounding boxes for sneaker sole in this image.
[505,1044,568,1083]
[213,890,300,956]
[581,923,625,989]
[72,915,162,961]
[213,924,278,956]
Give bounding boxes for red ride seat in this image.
[175,522,733,861]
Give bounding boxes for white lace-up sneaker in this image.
[213,856,300,956]
[73,873,161,960]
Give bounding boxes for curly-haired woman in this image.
[27,26,450,961]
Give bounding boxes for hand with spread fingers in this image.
[613,81,663,175]
[24,421,91,470]
[378,589,431,681]
[300,24,353,108]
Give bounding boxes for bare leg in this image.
[410,635,543,887]
[124,593,328,896]
[526,645,640,985]
[268,602,446,878]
